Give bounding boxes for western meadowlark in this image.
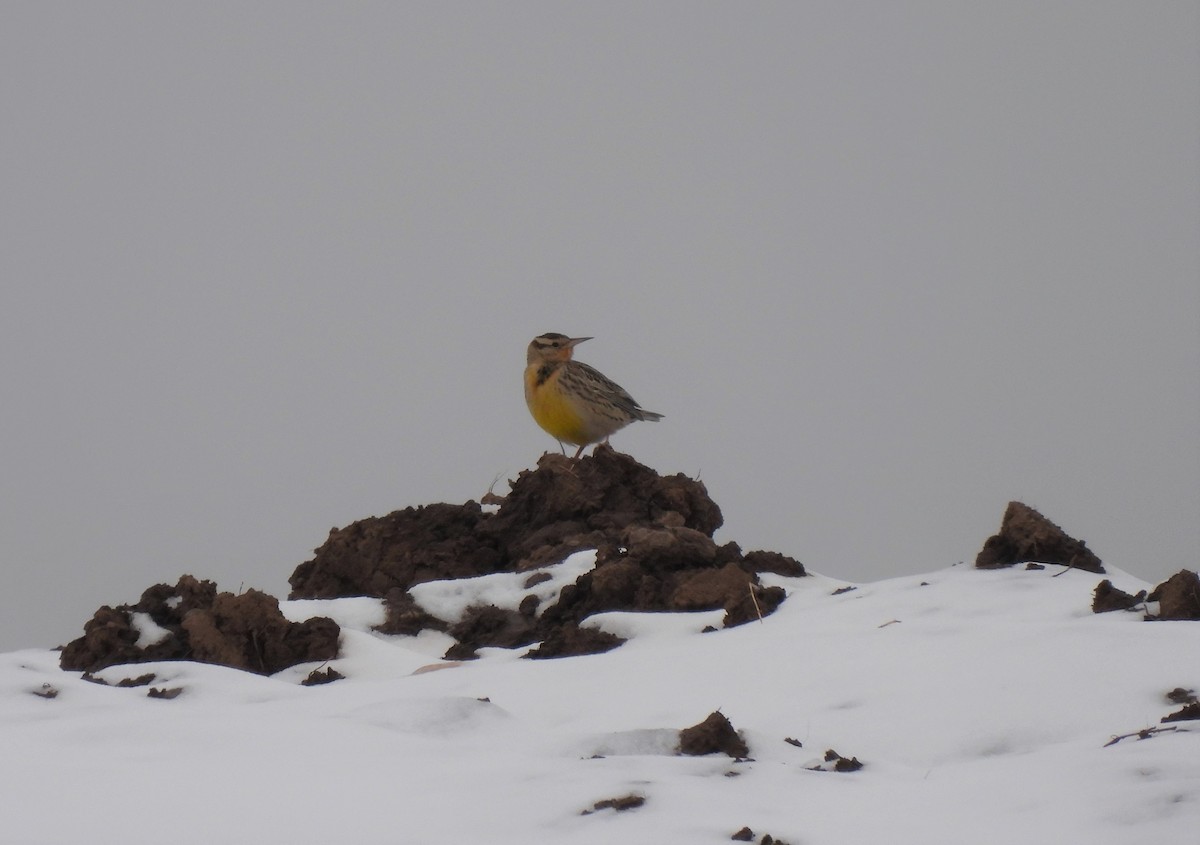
[525,332,663,459]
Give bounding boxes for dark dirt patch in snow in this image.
[302,666,345,686]
[808,749,863,772]
[524,624,624,659]
[581,793,645,814]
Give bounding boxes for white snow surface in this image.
[3,555,1198,844]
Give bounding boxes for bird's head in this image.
[527,333,591,365]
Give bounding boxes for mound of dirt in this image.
[61,447,806,671]
[1092,580,1146,613]
[1092,570,1200,621]
[975,501,1104,573]
[291,446,805,659]
[60,575,339,675]
[1147,570,1200,620]
[678,710,749,758]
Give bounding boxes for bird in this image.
[524,332,663,459]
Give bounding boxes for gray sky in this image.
[3,2,1197,652]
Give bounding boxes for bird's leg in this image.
[571,443,586,460]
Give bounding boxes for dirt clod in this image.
[524,625,624,659]
[1161,702,1200,723]
[1092,580,1145,613]
[1147,570,1200,620]
[582,794,644,815]
[975,501,1104,573]
[60,577,339,676]
[1165,687,1196,705]
[679,711,750,758]
[809,748,863,772]
[302,666,345,686]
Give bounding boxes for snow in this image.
[3,557,1198,844]
[408,551,598,622]
[128,612,172,648]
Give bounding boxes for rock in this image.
[1147,570,1200,620]
[975,501,1104,573]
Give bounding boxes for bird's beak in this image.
[568,337,593,347]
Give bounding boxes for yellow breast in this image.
[524,364,592,446]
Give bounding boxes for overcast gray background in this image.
[3,2,1197,652]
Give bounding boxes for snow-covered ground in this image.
[3,556,1197,844]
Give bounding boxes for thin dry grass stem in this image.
[748,583,764,623]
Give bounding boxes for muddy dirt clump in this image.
[60,575,339,675]
[291,446,806,659]
[62,447,807,670]
[1147,570,1200,620]
[1092,580,1146,613]
[679,710,750,758]
[975,501,1104,573]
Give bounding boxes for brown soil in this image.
[61,446,808,672]
[60,575,339,675]
[293,446,805,660]
[1092,580,1145,613]
[975,501,1104,573]
[1147,570,1200,620]
[678,710,750,758]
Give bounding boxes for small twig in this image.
[877,619,902,628]
[250,629,265,673]
[480,474,506,506]
[1103,725,1184,747]
[748,584,764,623]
